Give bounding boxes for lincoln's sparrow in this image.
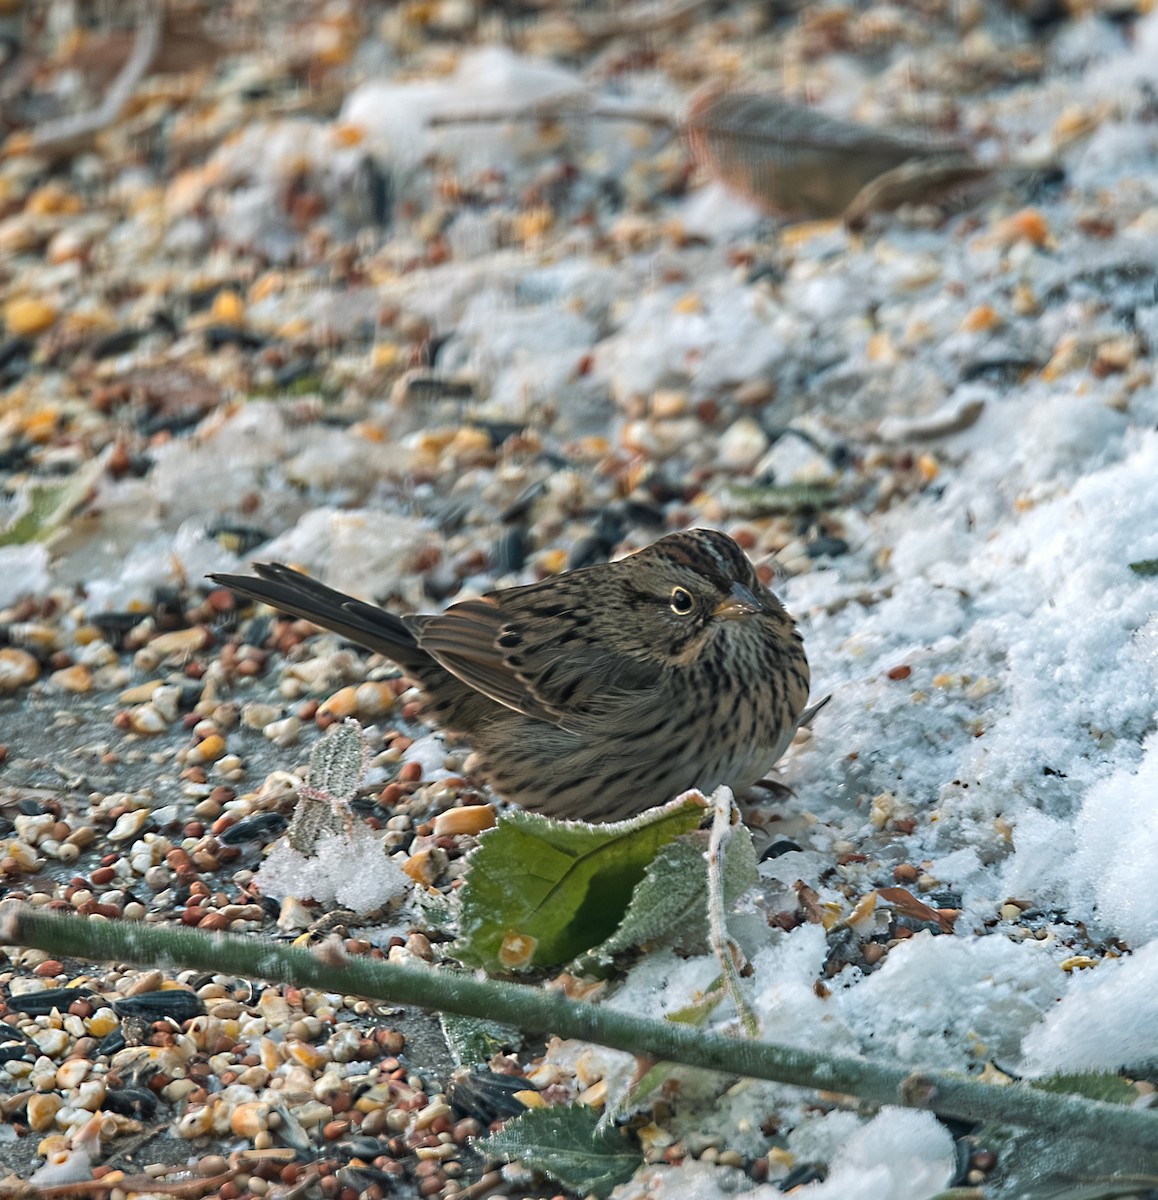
[211,529,812,822]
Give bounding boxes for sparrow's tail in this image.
[210,563,428,674]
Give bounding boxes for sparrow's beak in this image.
[713,580,764,620]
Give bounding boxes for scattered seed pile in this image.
[2,0,1158,1196]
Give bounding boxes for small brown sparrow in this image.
[212,529,812,822]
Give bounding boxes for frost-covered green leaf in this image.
[307,719,366,803]
[704,790,760,1037]
[286,722,369,858]
[456,794,706,972]
[1030,1072,1138,1106]
[481,1104,642,1199]
[591,825,758,962]
[441,1011,520,1066]
[1129,559,1158,578]
[1001,1181,1158,1200]
[665,974,728,1026]
[414,887,457,931]
[975,1113,1158,1200]
[285,794,347,856]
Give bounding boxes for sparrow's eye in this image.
[670,586,695,615]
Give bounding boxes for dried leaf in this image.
[685,87,976,221]
[66,23,224,85]
[876,886,958,934]
[841,156,992,227]
[795,880,827,925]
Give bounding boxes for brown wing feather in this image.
[412,599,560,724]
[415,595,664,731]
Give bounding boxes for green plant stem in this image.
[5,903,1157,1148]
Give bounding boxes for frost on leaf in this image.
[482,1104,642,1199]
[591,823,757,962]
[455,793,706,972]
[255,720,409,913]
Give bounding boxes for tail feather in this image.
[210,563,428,673]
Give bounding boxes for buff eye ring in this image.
[670,586,695,615]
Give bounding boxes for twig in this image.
[455,1171,507,1200]
[0,1171,235,1200]
[4,902,1158,1149]
[29,4,163,154]
[428,100,675,131]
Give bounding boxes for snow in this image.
[788,1109,955,1200]
[612,1110,954,1199]
[597,280,793,403]
[790,424,1158,868]
[0,546,50,607]
[254,509,434,604]
[255,826,410,913]
[1008,732,1158,945]
[342,47,583,173]
[827,933,1064,1068]
[1020,939,1158,1076]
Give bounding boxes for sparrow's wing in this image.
[415,594,663,731]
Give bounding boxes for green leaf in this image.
[308,720,365,803]
[285,792,347,856]
[440,1011,520,1067]
[414,887,456,931]
[481,1104,642,1199]
[591,825,758,962]
[287,721,366,854]
[1129,559,1158,578]
[456,795,706,972]
[665,974,728,1026]
[1030,1072,1138,1106]
[998,1178,1158,1200]
[0,458,103,547]
[724,482,838,517]
[972,1118,1158,1200]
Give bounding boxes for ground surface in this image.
[3,1,1158,1197]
